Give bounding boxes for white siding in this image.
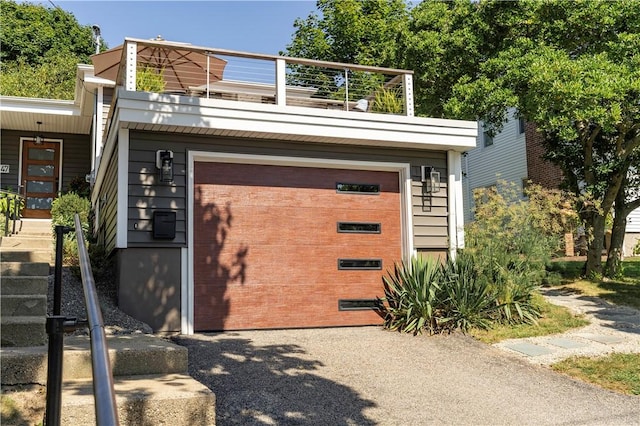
[628,207,640,233]
[463,108,527,222]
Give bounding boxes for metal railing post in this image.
[53,226,72,315]
[3,200,9,237]
[12,194,19,235]
[44,316,67,426]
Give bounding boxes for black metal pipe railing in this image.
[0,190,24,237]
[45,214,120,426]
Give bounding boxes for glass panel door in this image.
[21,140,60,218]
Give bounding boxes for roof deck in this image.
[92,37,415,116]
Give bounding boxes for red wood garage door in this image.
[193,162,402,331]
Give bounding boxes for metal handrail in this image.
[45,215,119,425]
[0,189,24,236]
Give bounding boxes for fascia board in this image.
[115,94,477,151]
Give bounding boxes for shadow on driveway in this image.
[173,333,377,425]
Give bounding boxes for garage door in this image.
[193,162,402,331]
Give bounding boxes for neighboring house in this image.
[1,37,477,334]
[463,108,640,256]
[463,108,533,223]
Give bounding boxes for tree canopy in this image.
[286,0,640,276]
[445,0,640,275]
[0,0,103,99]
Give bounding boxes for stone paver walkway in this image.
[494,287,640,365]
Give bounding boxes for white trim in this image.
[114,89,477,152]
[185,150,412,335]
[116,128,129,248]
[125,41,137,91]
[91,116,120,203]
[18,137,64,194]
[181,247,192,334]
[447,151,465,258]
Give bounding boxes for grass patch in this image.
[546,258,640,310]
[552,279,640,310]
[471,293,589,344]
[552,353,640,395]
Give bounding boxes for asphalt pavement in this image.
[174,323,640,425]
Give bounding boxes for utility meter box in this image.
[153,211,176,240]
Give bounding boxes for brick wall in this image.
[524,122,564,189]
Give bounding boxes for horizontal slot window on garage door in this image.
[338,259,382,270]
[336,183,380,194]
[337,222,381,234]
[339,299,379,311]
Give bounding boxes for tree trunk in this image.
[604,190,628,277]
[585,212,605,277]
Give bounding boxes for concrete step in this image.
[0,235,53,250]
[0,316,47,347]
[61,373,215,426]
[1,275,49,295]
[0,249,52,263]
[1,294,47,317]
[1,334,188,385]
[15,219,52,235]
[0,261,50,276]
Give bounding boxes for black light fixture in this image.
[421,166,440,193]
[156,150,174,183]
[34,121,44,145]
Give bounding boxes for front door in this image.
[21,140,61,218]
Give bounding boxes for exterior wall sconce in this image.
[156,150,174,183]
[421,166,440,193]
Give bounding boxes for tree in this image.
[445,0,640,276]
[0,0,104,99]
[283,0,408,102]
[399,0,487,118]
[605,158,640,276]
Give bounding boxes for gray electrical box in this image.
[153,211,176,239]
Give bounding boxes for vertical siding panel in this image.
[61,134,91,190]
[0,130,22,190]
[97,145,119,252]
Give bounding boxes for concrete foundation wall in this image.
[116,248,182,332]
[624,233,639,257]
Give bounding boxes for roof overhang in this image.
[112,88,477,152]
[0,65,114,135]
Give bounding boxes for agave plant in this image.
[377,255,444,334]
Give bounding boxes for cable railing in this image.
[0,189,24,236]
[45,214,119,426]
[106,37,414,116]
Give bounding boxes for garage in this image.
[193,161,403,331]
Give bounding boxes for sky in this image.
[42,1,319,55]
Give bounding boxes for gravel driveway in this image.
[173,327,639,425]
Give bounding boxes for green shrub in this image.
[51,192,90,234]
[64,176,90,198]
[51,192,91,266]
[371,87,404,114]
[137,65,166,92]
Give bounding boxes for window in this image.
[337,222,381,234]
[518,117,526,134]
[338,259,382,270]
[338,299,379,311]
[336,183,380,194]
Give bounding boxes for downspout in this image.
[447,151,465,259]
